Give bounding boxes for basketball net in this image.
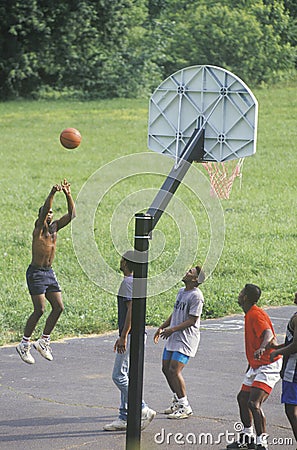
[202,158,244,199]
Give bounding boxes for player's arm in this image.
[266,339,285,350]
[153,314,172,344]
[254,328,274,360]
[270,316,297,361]
[36,184,61,228]
[56,179,76,230]
[114,300,132,354]
[160,314,198,339]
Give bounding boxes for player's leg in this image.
[248,359,282,449]
[226,389,257,449]
[227,373,256,449]
[284,403,297,441]
[24,293,47,336]
[237,389,254,428]
[24,266,47,334]
[247,387,269,435]
[162,349,188,395]
[16,293,46,364]
[165,352,192,419]
[104,341,130,431]
[41,268,64,336]
[43,290,64,335]
[33,291,64,361]
[165,358,187,399]
[161,350,179,413]
[112,346,129,418]
[162,349,176,392]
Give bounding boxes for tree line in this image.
[0,0,296,100]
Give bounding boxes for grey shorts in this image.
[26,265,61,295]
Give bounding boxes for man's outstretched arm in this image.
[56,179,76,230]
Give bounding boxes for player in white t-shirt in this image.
[154,265,205,419]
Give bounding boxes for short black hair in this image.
[244,284,261,303]
[122,250,135,273]
[195,265,205,286]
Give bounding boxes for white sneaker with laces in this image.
[167,403,193,419]
[164,395,179,414]
[141,406,156,430]
[33,339,53,361]
[103,419,127,431]
[16,343,35,364]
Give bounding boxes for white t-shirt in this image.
[165,287,204,357]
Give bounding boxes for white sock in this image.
[41,334,50,342]
[243,426,254,435]
[177,396,189,406]
[21,336,30,345]
[256,434,268,447]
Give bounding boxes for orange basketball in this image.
[60,128,82,149]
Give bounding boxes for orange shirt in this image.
[245,305,281,369]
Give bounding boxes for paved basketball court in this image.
[0,305,296,450]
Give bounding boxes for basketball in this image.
[60,128,82,149]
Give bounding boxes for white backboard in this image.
[148,65,258,162]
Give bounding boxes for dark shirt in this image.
[117,275,133,335]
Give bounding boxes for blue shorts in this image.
[281,380,297,404]
[26,265,61,295]
[162,348,190,365]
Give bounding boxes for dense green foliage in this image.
[0,0,156,99]
[160,0,296,85]
[0,80,296,345]
[0,0,296,99]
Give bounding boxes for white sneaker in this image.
[16,343,35,364]
[33,339,53,361]
[164,395,179,414]
[167,403,193,419]
[141,406,156,430]
[103,419,127,431]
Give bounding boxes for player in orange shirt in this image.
[227,284,282,450]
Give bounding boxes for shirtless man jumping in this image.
[16,179,76,364]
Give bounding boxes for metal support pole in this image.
[126,214,153,450]
[125,127,205,450]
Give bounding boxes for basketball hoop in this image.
[148,65,258,200]
[202,158,244,199]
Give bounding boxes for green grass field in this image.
[0,80,296,346]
